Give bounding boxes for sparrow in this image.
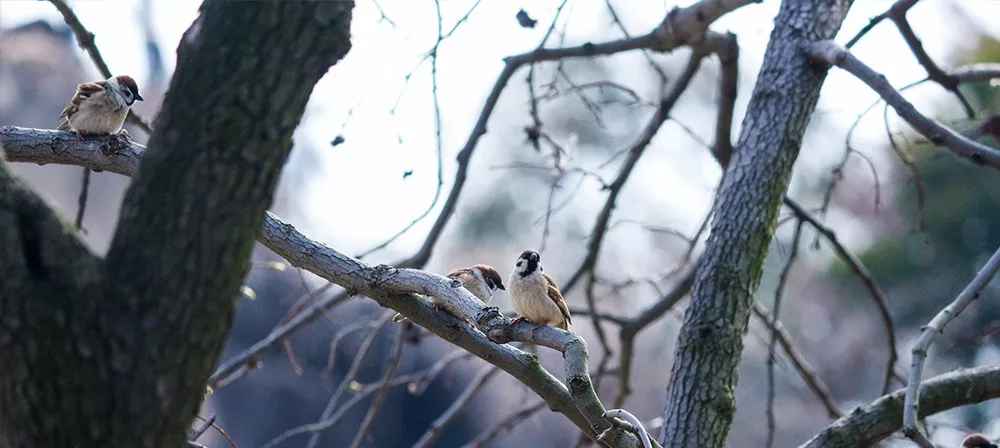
[963,434,998,448]
[508,250,572,331]
[58,75,143,136]
[393,264,506,322]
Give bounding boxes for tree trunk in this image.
[659,1,854,446]
[0,2,353,446]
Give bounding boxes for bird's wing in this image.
[58,81,106,130]
[474,264,505,290]
[543,273,572,325]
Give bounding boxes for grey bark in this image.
[659,1,855,446]
[800,365,1000,448]
[0,2,353,447]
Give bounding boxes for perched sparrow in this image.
[963,434,998,448]
[393,264,505,323]
[508,250,572,331]
[58,75,143,136]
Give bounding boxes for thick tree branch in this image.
[902,245,1000,447]
[806,41,1000,170]
[800,365,1000,448]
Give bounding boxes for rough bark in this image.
[659,1,854,446]
[800,365,1000,448]
[0,2,353,447]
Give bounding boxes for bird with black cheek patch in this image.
[963,434,998,448]
[58,75,143,136]
[508,250,572,331]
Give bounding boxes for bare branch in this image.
[800,365,1000,448]
[412,365,500,448]
[349,329,405,448]
[902,246,1000,447]
[751,304,843,419]
[306,314,393,448]
[884,0,975,118]
[783,197,900,393]
[461,401,546,448]
[806,41,1000,170]
[766,219,804,448]
[208,290,354,389]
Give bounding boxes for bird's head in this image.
[112,75,143,106]
[514,250,541,277]
[474,265,505,291]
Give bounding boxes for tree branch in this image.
[783,197,900,393]
[412,365,500,448]
[884,0,975,118]
[806,41,1000,170]
[751,304,843,419]
[800,365,1000,448]
[902,245,1000,447]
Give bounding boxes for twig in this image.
[766,219,804,448]
[603,0,669,84]
[208,290,353,389]
[412,365,500,448]
[74,167,90,230]
[349,329,405,448]
[460,400,546,448]
[885,0,975,118]
[306,314,394,448]
[192,415,238,448]
[884,102,927,231]
[784,197,900,393]
[356,0,448,259]
[751,304,843,419]
[902,245,1000,447]
[323,321,370,378]
[806,41,1000,170]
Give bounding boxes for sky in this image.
[2,0,999,262]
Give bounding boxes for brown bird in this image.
[963,434,998,448]
[58,75,142,136]
[508,250,572,331]
[393,264,505,323]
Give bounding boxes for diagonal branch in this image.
[901,245,1000,447]
[883,0,975,118]
[783,198,900,394]
[800,365,1000,448]
[806,41,1000,170]
[0,125,654,446]
[751,304,843,419]
[412,365,500,448]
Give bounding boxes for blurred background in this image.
[2,0,999,446]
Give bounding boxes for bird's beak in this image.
[497,283,506,290]
[135,93,144,102]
